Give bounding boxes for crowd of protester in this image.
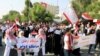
[0,20,100,56]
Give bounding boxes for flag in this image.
[63,4,78,24]
[41,2,47,8]
[15,18,20,26]
[82,12,93,20]
[93,19,100,25]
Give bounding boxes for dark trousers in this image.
[0,36,2,46]
[9,45,18,56]
[88,44,95,54]
[64,49,75,56]
[9,49,18,56]
[60,47,64,56]
[94,40,100,49]
[54,34,61,55]
[46,32,54,53]
[3,31,5,38]
[38,48,43,56]
[46,35,53,53]
[73,48,81,56]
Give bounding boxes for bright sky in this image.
[0,0,71,19]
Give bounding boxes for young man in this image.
[94,26,100,50]
[0,24,3,46]
[64,28,75,56]
[4,24,18,56]
[88,24,96,54]
[35,28,46,56]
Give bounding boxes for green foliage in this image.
[20,15,28,22]
[23,1,54,22]
[25,0,33,8]
[72,1,84,18]
[86,1,100,19]
[72,0,100,19]
[2,1,54,22]
[61,20,69,25]
[22,0,32,21]
[29,2,54,22]
[2,10,20,21]
[2,15,9,20]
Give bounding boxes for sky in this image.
[0,0,71,19]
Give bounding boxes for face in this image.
[21,33,24,36]
[22,22,25,26]
[93,25,96,29]
[38,29,45,35]
[87,24,90,28]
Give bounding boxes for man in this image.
[63,28,75,56]
[94,26,100,50]
[0,24,3,46]
[34,27,46,56]
[88,24,96,54]
[20,22,30,38]
[3,24,18,56]
[54,25,62,56]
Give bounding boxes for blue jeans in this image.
[64,49,75,56]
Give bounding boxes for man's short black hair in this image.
[65,28,71,32]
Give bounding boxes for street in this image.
[0,46,100,56]
[0,39,100,56]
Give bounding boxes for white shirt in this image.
[5,37,17,49]
[29,25,33,30]
[64,35,69,50]
[48,27,56,32]
[29,34,35,38]
[54,29,62,35]
[87,28,91,34]
[90,34,96,44]
[1,25,6,32]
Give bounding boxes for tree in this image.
[2,15,9,21]
[22,0,33,21]
[2,10,20,21]
[29,2,54,22]
[86,0,100,19]
[61,20,69,25]
[72,1,84,18]
[72,0,97,18]
[25,0,33,8]
[2,1,54,22]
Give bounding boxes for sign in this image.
[17,38,40,49]
[73,34,96,49]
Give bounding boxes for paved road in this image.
[0,40,100,56]
[0,46,100,56]
[0,47,5,56]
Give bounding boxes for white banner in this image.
[17,38,40,49]
[73,34,96,49]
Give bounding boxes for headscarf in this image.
[5,24,16,40]
[38,28,46,39]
